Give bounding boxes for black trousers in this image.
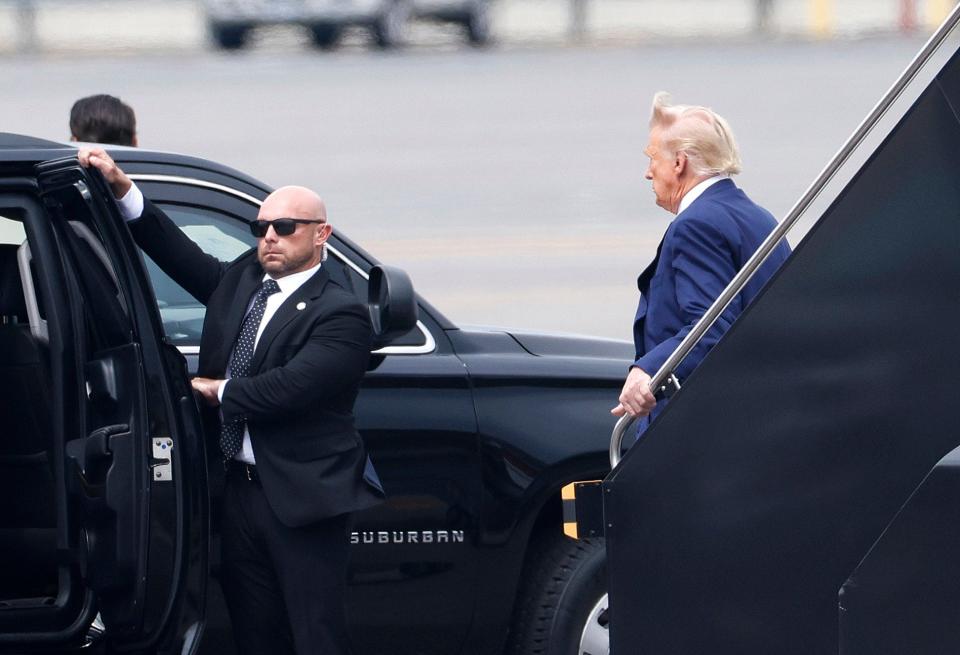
[220,469,352,655]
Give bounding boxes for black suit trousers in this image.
[220,471,352,655]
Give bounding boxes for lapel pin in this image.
[296,301,307,311]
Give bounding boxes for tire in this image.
[209,22,250,50]
[309,23,342,49]
[507,535,609,655]
[372,0,410,48]
[462,0,491,46]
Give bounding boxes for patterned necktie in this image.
[219,278,281,460]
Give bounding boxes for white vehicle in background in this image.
[204,0,492,49]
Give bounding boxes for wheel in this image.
[372,0,410,48]
[507,535,608,655]
[462,0,492,46]
[209,22,250,50]
[309,23,342,49]
[579,592,609,655]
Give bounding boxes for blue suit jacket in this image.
[633,179,790,419]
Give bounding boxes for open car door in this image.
[0,158,207,653]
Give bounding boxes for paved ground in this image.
[0,30,936,339]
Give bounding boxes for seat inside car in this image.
[0,242,58,602]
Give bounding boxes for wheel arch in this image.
[466,454,609,654]
[509,455,609,588]
[501,461,610,655]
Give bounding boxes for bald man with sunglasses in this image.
[79,148,383,655]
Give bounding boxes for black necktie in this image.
[220,278,281,460]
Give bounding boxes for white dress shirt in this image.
[678,175,728,214]
[116,183,145,222]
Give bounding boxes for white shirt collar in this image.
[678,175,728,214]
[263,260,322,295]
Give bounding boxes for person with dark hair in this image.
[69,94,138,146]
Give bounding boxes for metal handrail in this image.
[608,2,960,469]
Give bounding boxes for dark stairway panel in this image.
[838,446,960,655]
[605,27,960,655]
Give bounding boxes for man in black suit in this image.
[79,147,384,655]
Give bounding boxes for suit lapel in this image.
[637,238,664,293]
[249,267,331,373]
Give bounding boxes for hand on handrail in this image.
[611,366,657,418]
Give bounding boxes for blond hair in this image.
[649,91,742,177]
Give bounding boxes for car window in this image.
[143,201,427,351]
[0,216,26,244]
[141,204,254,347]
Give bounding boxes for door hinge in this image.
[151,438,174,482]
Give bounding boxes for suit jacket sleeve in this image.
[634,213,743,381]
[219,301,372,423]
[128,198,228,305]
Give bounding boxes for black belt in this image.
[224,459,260,483]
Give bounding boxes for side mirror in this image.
[368,265,418,350]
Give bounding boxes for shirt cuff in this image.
[217,379,228,403]
[115,182,145,222]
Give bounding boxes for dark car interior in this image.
[0,201,117,609]
[0,186,148,632]
[0,237,58,603]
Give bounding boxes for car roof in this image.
[0,133,69,150]
[0,132,271,193]
[0,132,457,330]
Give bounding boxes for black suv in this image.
[0,134,627,655]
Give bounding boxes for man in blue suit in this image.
[612,92,791,428]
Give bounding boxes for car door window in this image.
[142,204,253,347]
[141,199,429,351]
[129,176,435,352]
[143,202,364,347]
[0,215,26,243]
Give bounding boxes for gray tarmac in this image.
[0,36,928,339]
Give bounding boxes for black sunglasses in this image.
[248,218,326,238]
